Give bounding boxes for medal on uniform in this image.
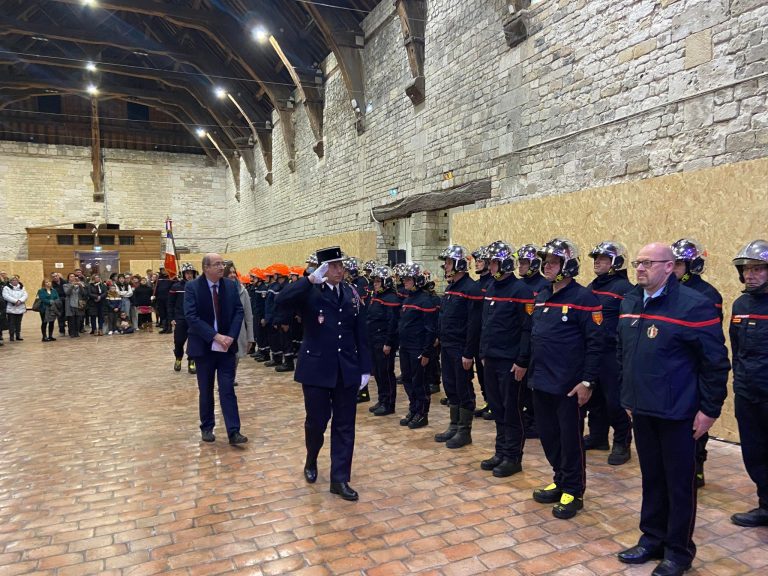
[490,300,495,306]
[318,310,325,324]
[647,324,658,338]
[562,315,568,322]
[561,305,568,322]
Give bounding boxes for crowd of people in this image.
[187,237,766,576]
[0,267,182,345]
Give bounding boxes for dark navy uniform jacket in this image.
[274,280,298,326]
[528,280,605,395]
[264,280,283,325]
[168,279,188,321]
[730,290,768,403]
[439,274,482,358]
[275,277,371,389]
[522,273,549,296]
[395,282,408,301]
[476,271,493,296]
[588,270,634,346]
[682,274,723,321]
[352,276,371,305]
[398,288,439,357]
[248,281,266,319]
[618,276,730,420]
[480,273,534,365]
[367,289,401,348]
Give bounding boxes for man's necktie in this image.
[212,284,220,323]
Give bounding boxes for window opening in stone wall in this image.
[37,95,62,115]
[56,234,74,245]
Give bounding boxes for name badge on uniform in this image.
[647,324,658,339]
[318,310,325,324]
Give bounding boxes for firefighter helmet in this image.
[538,238,580,280]
[589,240,628,271]
[733,239,768,284]
[371,265,394,291]
[486,240,517,278]
[401,262,427,288]
[671,238,707,276]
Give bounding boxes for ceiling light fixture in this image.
[214,87,227,99]
[86,84,99,96]
[251,27,269,43]
[85,61,97,72]
[196,128,207,138]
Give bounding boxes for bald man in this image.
[616,243,729,576]
[184,253,247,445]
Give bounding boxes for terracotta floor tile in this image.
[0,324,763,575]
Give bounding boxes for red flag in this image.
[163,218,178,277]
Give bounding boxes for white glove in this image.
[308,262,329,285]
[360,373,370,390]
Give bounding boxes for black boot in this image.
[446,407,473,449]
[254,349,270,362]
[434,404,459,443]
[275,356,295,372]
[264,353,282,367]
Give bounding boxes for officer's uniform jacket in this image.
[522,272,549,296]
[367,289,401,348]
[275,277,371,389]
[528,279,605,395]
[730,289,768,403]
[683,274,724,321]
[588,270,634,346]
[398,288,439,357]
[439,274,482,358]
[480,273,534,365]
[618,276,730,420]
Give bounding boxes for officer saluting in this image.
[275,247,371,501]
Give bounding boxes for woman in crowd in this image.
[37,279,60,342]
[63,272,85,338]
[133,276,154,330]
[104,285,123,334]
[87,274,107,335]
[224,263,254,385]
[2,276,28,341]
[116,273,133,315]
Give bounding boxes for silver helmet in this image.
[589,240,628,271]
[486,240,517,278]
[733,239,768,285]
[538,238,580,280]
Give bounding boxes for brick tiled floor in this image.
[0,317,766,575]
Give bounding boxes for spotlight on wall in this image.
[85,61,97,72]
[195,128,207,138]
[251,27,269,43]
[365,102,374,114]
[86,84,99,96]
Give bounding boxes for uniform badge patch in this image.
[525,303,534,315]
[561,305,569,314]
[592,311,603,325]
[647,324,658,339]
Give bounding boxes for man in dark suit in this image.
[184,253,247,445]
[276,246,371,501]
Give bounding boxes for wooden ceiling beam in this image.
[394,0,426,105]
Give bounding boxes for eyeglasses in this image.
[630,260,672,269]
[207,262,226,268]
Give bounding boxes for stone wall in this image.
[0,142,229,259]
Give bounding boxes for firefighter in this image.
[366,265,401,416]
[168,262,198,374]
[471,246,493,418]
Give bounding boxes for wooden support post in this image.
[395,0,427,106]
[90,97,104,202]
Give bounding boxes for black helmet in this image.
[486,240,516,278]
[439,244,470,277]
[671,238,706,277]
[401,262,426,289]
[733,239,768,286]
[538,238,580,280]
[515,244,542,276]
[589,241,627,271]
[370,265,394,291]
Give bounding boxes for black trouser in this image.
[89,306,104,331]
[39,312,54,339]
[399,348,430,415]
[67,314,82,336]
[279,326,292,359]
[585,348,632,446]
[484,357,525,461]
[6,313,22,338]
[533,389,586,497]
[157,298,170,330]
[303,376,357,482]
[255,317,269,351]
[268,324,282,357]
[735,395,768,510]
[633,414,697,567]
[522,382,536,429]
[173,318,189,359]
[57,313,66,334]
[371,342,397,409]
[426,343,441,386]
[441,346,476,411]
[474,352,487,402]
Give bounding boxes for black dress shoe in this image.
[228,432,248,445]
[618,545,664,565]
[731,507,768,527]
[439,397,449,406]
[330,482,359,501]
[304,466,318,484]
[201,429,215,442]
[373,405,395,416]
[651,559,691,576]
[480,454,502,471]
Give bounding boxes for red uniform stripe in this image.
[733,314,768,321]
[592,290,625,300]
[402,304,438,313]
[484,296,535,304]
[445,290,484,300]
[371,298,400,307]
[620,313,720,328]
[537,302,602,312]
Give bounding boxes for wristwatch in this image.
[580,380,594,390]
